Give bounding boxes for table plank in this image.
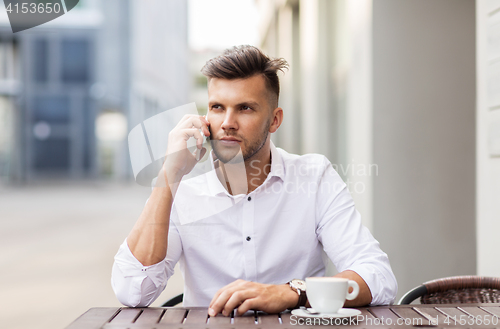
[234,310,256,325]
[184,308,208,324]
[436,306,496,327]
[280,311,292,326]
[65,308,120,329]
[413,305,500,327]
[159,308,187,324]
[457,306,500,327]
[459,306,494,317]
[109,308,142,324]
[72,305,500,329]
[413,305,444,324]
[208,313,231,325]
[436,306,469,318]
[368,306,400,322]
[134,308,164,324]
[390,307,428,326]
[355,308,376,326]
[256,312,280,325]
[358,307,375,319]
[481,305,500,317]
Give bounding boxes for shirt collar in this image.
[205,141,285,197]
[268,141,285,181]
[206,155,227,197]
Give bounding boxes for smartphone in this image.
[196,115,210,161]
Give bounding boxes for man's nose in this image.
[221,109,238,131]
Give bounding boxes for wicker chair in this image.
[398,276,500,305]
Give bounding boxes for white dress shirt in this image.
[112,142,397,307]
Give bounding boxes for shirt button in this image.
[246,236,251,241]
[247,196,251,201]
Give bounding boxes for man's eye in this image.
[211,105,222,110]
[242,106,251,111]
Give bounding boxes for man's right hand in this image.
[162,114,210,185]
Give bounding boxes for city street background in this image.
[0,182,184,329]
[0,0,498,328]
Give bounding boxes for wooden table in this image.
[66,303,500,328]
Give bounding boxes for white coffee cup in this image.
[305,277,360,314]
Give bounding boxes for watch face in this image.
[291,279,307,291]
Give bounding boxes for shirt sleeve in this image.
[315,159,398,305]
[111,219,183,307]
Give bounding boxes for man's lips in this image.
[218,137,241,145]
[220,137,240,142]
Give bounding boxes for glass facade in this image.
[33,38,48,83]
[61,39,90,83]
[33,95,70,124]
[25,34,95,177]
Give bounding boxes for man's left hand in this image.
[208,279,298,316]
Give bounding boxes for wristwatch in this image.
[288,279,307,309]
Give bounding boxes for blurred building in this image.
[189,48,222,115]
[0,33,20,181]
[0,0,189,183]
[477,0,500,279]
[129,0,189,127]
[258,0,477,300]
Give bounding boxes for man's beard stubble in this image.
[210,120,271,164]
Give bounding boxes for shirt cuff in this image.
[345,264,397,305]
[114,239,168,288]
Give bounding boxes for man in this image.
[112,45,397,316]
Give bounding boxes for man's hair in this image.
[201,45,288,108]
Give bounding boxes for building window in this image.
[61,39,90,83]
[34,139,70,169]
[33,38,48,82]
[33,95,70,124]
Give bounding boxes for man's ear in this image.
[269,107,283,133]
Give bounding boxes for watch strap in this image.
[295,288,307,309]
[288,280,307,310]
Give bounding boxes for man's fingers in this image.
[178,114,200,126]
[209,282,290,316]
[198,147,207,161]
[181,128,204,149]
[237,298,256,316]
[192,147,207,161]
[209,288,225,310]
[222,290,256,316]
[201,115,210,128]
[211,287,244,316]
[178,115,210,137]
[190,118,210,137]
[209,280,245,309]
[209,280,250,316]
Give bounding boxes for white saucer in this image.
[291,308,361,318]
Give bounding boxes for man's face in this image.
[207,75,274,163]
